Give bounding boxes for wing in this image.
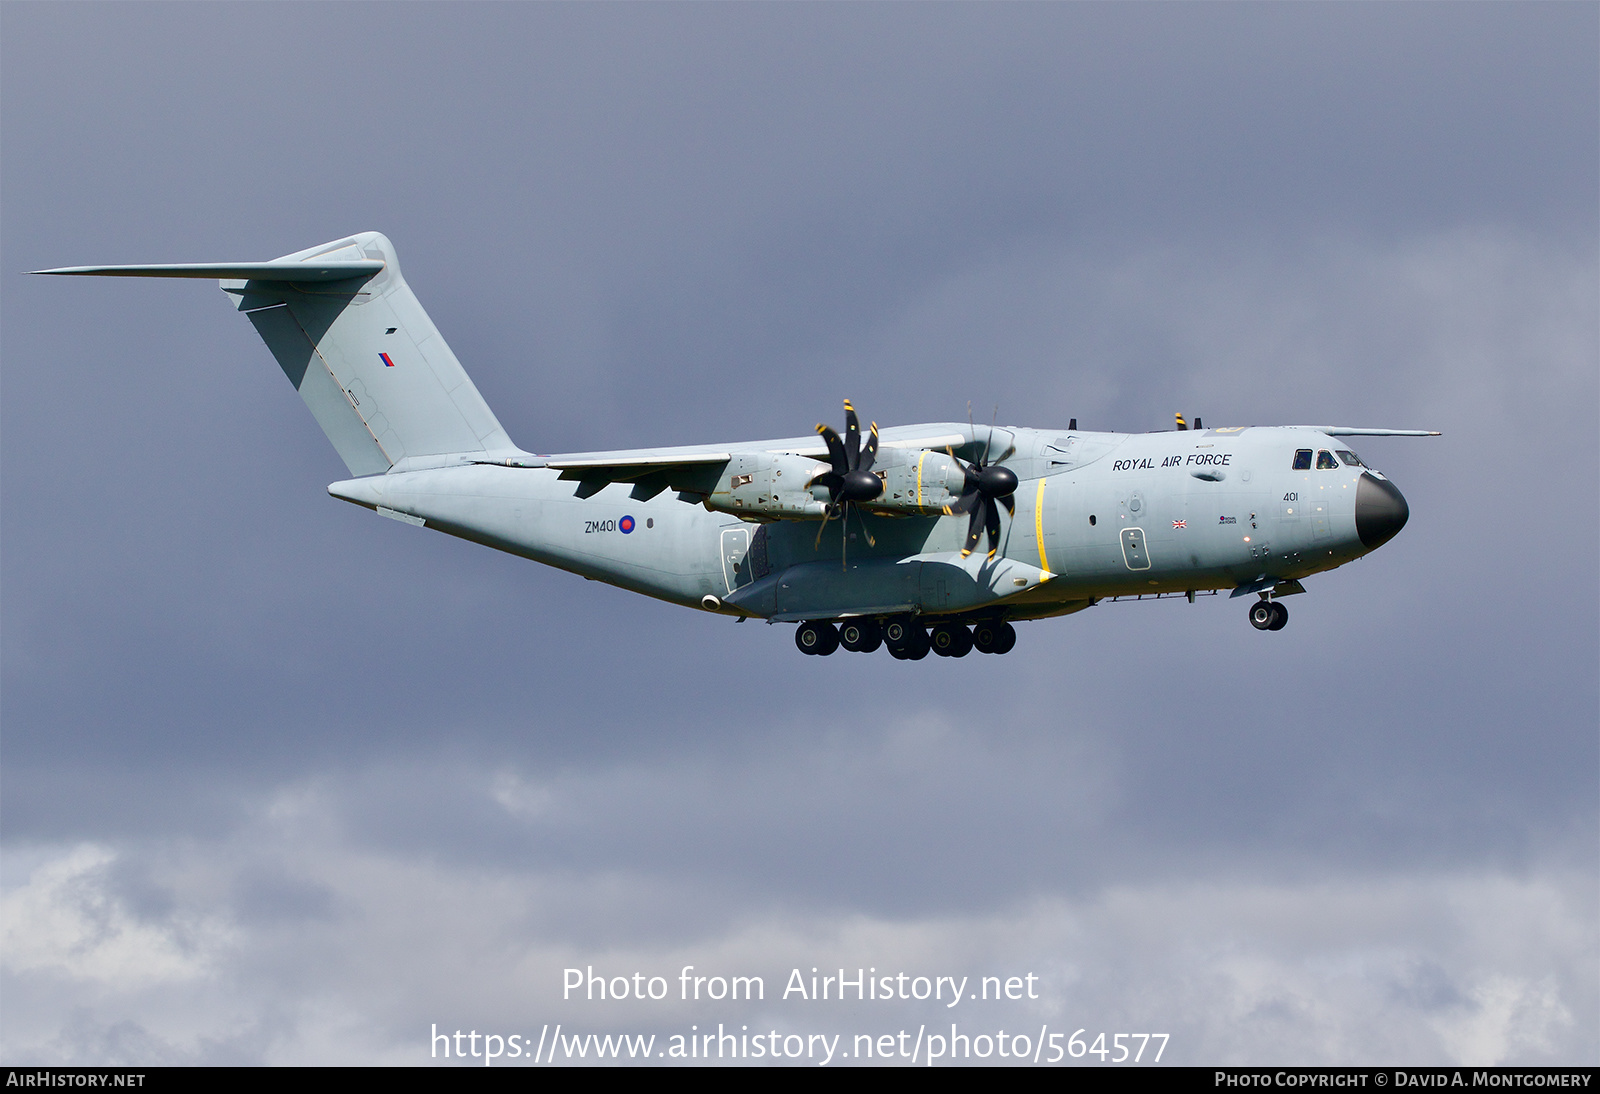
[539,426,974,501]
[543,450,733,499]
[1300,427,1442,437]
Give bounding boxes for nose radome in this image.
[1355,472,1409,549]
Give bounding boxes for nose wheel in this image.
[1249,600,1288,631]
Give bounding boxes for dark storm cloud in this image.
[2,1,1594,1066]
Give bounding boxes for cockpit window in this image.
[1292,449,1312,470]
[1316,450,1338,470]
[1336,450,1364,467]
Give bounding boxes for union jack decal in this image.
[1172,519,1187,529]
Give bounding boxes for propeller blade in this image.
[943,491,979,517]
[861,423,879,472]
[984,499,1002,557]
[854,503,876,547]
[960,502,985,559]
[1000,495,1015,516]
[843,400,861,469]
[816,424,848,476]
[814,506,833,551]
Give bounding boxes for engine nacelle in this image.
[863,450,969,515]
[706,453,828,520]
[706,449,972,520]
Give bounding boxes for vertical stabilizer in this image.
[228,233,514,475]
[36,233,516,476]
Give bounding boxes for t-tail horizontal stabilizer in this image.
[32,233,516,477]
[31,261,384,282]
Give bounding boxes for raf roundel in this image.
[619,515,635,534]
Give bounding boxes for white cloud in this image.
[1,844,230,989]
[3,769,1592,1065]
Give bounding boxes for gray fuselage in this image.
[328,423,1406,626]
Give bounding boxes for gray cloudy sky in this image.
[2,3,1595,1066]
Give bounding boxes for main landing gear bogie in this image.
[971,620,1017,655]
[796,617,1016,657]
[795,620,840,655]
[929,622,973,657]
[1248,600,1289,631]
[838,619,883,653]
[882,618,929,660]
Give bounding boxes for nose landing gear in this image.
[1249,599,1288,631]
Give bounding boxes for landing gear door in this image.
[721,527,753,593]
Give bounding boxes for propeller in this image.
[812,400,882,506]
[811,400,882,565]
[943,430,1019,559]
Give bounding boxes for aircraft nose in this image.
[1355,472,1409,549]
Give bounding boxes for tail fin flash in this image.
[36,233,514,476]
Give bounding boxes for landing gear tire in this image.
[1267,602,1288,630]
[930,622,973,657]
[796,620,840,655]
[972,620,1016,655]
[839,619,883,653]
[884,617,930,660]
[1249,601,1276,630]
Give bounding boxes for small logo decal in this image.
[379,353,395,367]
[1219,515,1237,525]
[1172,520,1187,529]
[619,515,636,534]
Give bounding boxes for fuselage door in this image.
[1121,527,1151,570]
[1308,488,1331,540]
[721,526,752,592]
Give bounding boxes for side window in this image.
[1292,449,1312,470]
[1336,450,1364,467]
[1316,450,1338,469]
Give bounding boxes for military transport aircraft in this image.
[36,232,1438,659]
